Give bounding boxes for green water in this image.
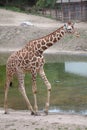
[0,61,87,115]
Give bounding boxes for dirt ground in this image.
[0,9,87,130]
[0,8,87,54]
[0,108,87,130]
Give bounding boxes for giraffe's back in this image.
[6,48,45,76]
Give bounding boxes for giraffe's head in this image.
[64,22,79,37]
[64,22,75,33]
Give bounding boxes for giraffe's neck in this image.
[25,26,66,55]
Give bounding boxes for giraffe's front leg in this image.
[39,67,51,115]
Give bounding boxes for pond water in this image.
[65,62,87,77]
[0,52,87,115]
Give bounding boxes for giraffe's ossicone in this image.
[4,22,79,115]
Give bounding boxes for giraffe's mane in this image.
[29,26,64,43]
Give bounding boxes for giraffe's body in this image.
[6,26,64,79]
[4,22,77,115]
[7,46,44,79]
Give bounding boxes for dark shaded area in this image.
[0,0,37,7]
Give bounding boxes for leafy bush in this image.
[36,0,56,9]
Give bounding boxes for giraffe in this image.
[4,22,79,115]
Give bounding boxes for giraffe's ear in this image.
[64,23,67,29]
[64,23,67,26]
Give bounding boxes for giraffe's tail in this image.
[10,82,13,87]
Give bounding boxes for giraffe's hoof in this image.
[34,112,41,116]
[31,111,35,115]
[44,110,48,115]
[4,111,8,114]
[31,111,41,116]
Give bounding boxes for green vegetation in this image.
[0,0,56,8]
[0,63,87,112]
[36,0,56,9]
[0,0,36,7]
[0,0,57,15]
[4,6,22,12]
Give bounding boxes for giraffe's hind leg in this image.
[31,71,39,115]
[17,70,35,115]
[4,75,12,114]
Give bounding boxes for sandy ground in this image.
[0,109,87,130]
[0,9,87,130]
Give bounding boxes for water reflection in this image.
[49,107,87,115]
[65,62,87,77]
